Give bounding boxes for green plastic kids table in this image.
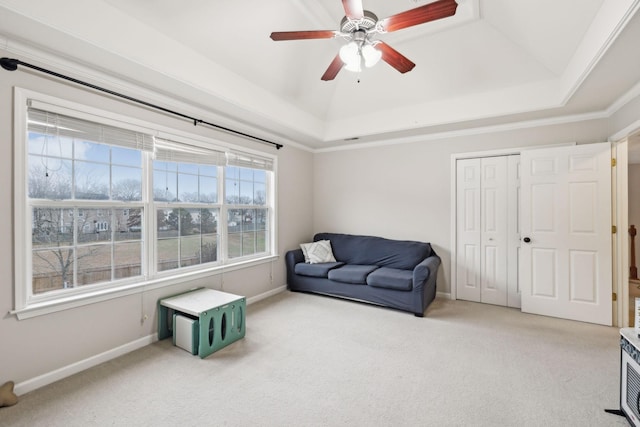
[158,288,246,358]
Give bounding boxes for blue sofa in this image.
[285,233,441,317]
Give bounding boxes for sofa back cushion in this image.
[314,233,432,270]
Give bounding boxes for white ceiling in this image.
[1,0,639,149]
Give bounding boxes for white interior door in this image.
[507,155,522,308]
[520,143,612,325]
[456,156,511,305]
[456,158,481,302]
[480,156,508,305]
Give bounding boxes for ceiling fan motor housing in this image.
[340,10,378,33]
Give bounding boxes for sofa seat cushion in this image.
[328,265,379,284]
[366,267,413,291]
[295,262,345,278]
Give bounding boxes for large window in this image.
[15,91,275,314]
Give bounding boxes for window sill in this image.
[11,255,279,320]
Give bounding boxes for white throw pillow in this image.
[300,240,336,264]
[300,242,311,263]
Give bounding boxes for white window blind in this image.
[226,151,274,171]
[154,138,226,165]
[27,108,154,152]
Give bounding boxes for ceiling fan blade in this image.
[342,0,364,20]
[376,42,416,74]
[379,0,458,33]
[321,54,344,81]
[270,30,338,41]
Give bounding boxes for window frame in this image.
[13,88,277,319]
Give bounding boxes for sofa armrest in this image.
[413,255,441,289]
[285,249,305,288]
[286,248,305,266]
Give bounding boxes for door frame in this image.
[450,143,575,301]
[614,138,629,327]
[610,118,640,328]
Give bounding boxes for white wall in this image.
[0,48,314,389]
[313,120,610,296]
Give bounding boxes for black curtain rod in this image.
[0,57,283,150]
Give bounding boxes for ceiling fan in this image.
[270,0,458,81]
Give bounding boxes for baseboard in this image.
[14,286,287,396]
[14,334,157,396]
[246,285,286,305]
[437,291,452,300]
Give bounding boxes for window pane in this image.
[240,168,253,180]
[115,208,142,240]
[112,146,141,167]
[254,182,266,206]
[200,165,217,177]
[226,166,239,180]
[28,133,73,158]
[32,248,74,294]
[114,242,142,279]
[226,177,240,204]
[77,209,111,243]
[77,245,111,286]
[157,237,179,272]
[242,231,256,255]
[180,234,201,267]
[112,166,142,201]
[29,156,72,199]
[240,181,253,204]
[228,231,242,258]
[32,208,74,246]
[75,140,110,162]
[154,170,177,202]
[157,208,178,272]
[254,170,266,183]
[200,208,218,234]
[256,230,267,252]
[200,234,218,263]
[226,208,268,259]
[178,173,198,202]
[200,176,217,203]
[75,161,109,200]
[178,162,198,174]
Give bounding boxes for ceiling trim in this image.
[559,0,640,106]
[315,110,609,153]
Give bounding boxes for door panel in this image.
[507,155,521,308]
[531,248,557,297]
[480,156,508,305]
[456,158,481,302]
[520,143,612,325]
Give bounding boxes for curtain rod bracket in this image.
[1,57,284,150]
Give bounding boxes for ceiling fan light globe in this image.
[362,44,382,68]
[344,59,362,73]
[339,42,359,64]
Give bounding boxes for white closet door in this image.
[456,158,481,302]
[480,156,508,306]
[507,155,521,308]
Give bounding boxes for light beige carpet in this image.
[0,292,627,426]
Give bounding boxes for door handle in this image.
[523,237,531,243]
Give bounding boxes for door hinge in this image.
[612,158,617,167]
[613,225,617,234]
[613,292,617,301]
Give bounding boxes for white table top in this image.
[621,328,640,351]
[160,288,244,317]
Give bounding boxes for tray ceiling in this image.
[1,0,639,149]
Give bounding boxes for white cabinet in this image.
[456,155,521,307]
